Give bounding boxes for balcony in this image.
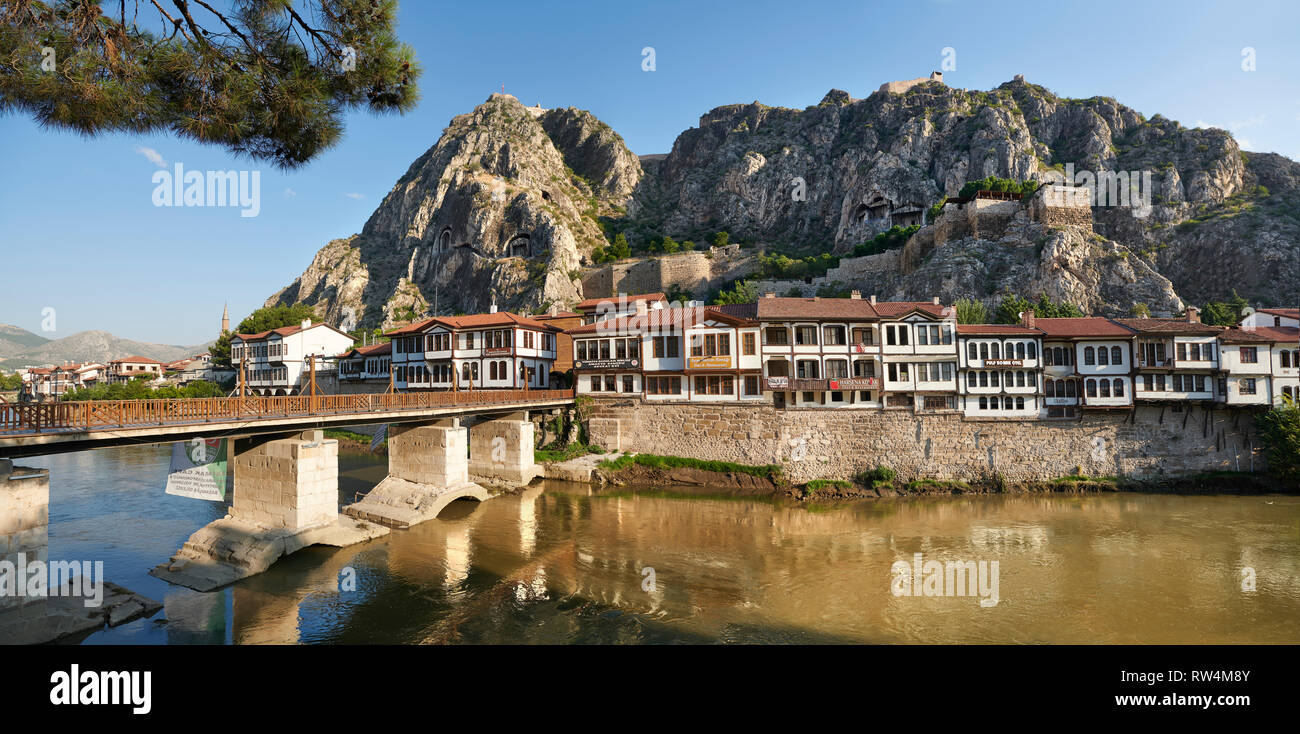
[763,376,878,391]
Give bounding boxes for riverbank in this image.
[582,452,1293,500]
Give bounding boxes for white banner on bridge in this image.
[165,438,231,502]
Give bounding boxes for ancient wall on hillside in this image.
[580,246,753,300]
[585,401,1262,483]
[750,250,901,297]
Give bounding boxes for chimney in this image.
[850,290,862,300]
[301,318,311,329]
[548,302,559,317]
[869,294,877,304]
[489,297,498,314]
[1185,306,1200,323]
[1021,309,1036,329]
[635,299,648,315]
[932,297,941,305]
[764,292,775,299]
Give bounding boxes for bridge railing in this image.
[0,388,575,435]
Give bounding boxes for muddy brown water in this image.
[14,444,1300,644]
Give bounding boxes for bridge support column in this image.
[229,431,339,531]
[0,460,48,619]
[469,412,541,487]
[152,430,388,592]
[344,420,489,528]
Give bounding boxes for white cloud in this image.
[344,192,364,199]
[284,188,297,197]
[1236,137,1254,151]
[134,145,167,169]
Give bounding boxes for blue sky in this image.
[1,0,1296,346]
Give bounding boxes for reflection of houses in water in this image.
[969,525,1050,551]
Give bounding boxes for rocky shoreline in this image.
[586,460,1293,501]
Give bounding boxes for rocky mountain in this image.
[268,78,1298,328]
[267,94,639,327]
[0,326,208,370]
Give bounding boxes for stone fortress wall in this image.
[581,180,1095,302]
[581,245,750,300]
[586,401,1262,483]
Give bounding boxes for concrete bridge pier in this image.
[344,419,489,528]
[0,460,49,628]
[152,430,387,592]
[469,412,541,487]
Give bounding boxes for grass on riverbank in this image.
[535,442,605,463]
[598,453,783,480]
[1050,474,1118,485]
[804,479,851,497]
[904,478,972,493]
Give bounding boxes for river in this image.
[18,444,1300,644]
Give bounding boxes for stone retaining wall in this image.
[585,400,1264,483]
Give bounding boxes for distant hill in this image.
[0,325,210,370]
[0,324,51,349]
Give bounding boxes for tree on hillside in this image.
[953,298,987,324]
[608,233,630,260]
[210,303,320,367]
[995,294,1034,324]
[1,0,421,169]
[710,280,757,306]
[1201,291,1250,326]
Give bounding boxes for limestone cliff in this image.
[267,93,638,329]
[268,78,1297,327]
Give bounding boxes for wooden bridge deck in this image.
[0,389,575,458]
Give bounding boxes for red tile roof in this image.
[336,342,392,358]
[1112,318,1223,336]
[110,356,163,364]
[234,322,352,341]
[1034,317,1134,338]
[957,324,1042,335]
[384,311,562,336]
[575,292,668,311]
[1256,308,1299,319]
[755,296,880,320]
[868,301,950,319]
[1221,326,1299,344]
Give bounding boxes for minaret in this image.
[221,303,229,334]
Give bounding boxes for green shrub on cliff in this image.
[1256,396,1300,484]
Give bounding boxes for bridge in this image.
[0,389,578,607]
[0,389,574,458]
